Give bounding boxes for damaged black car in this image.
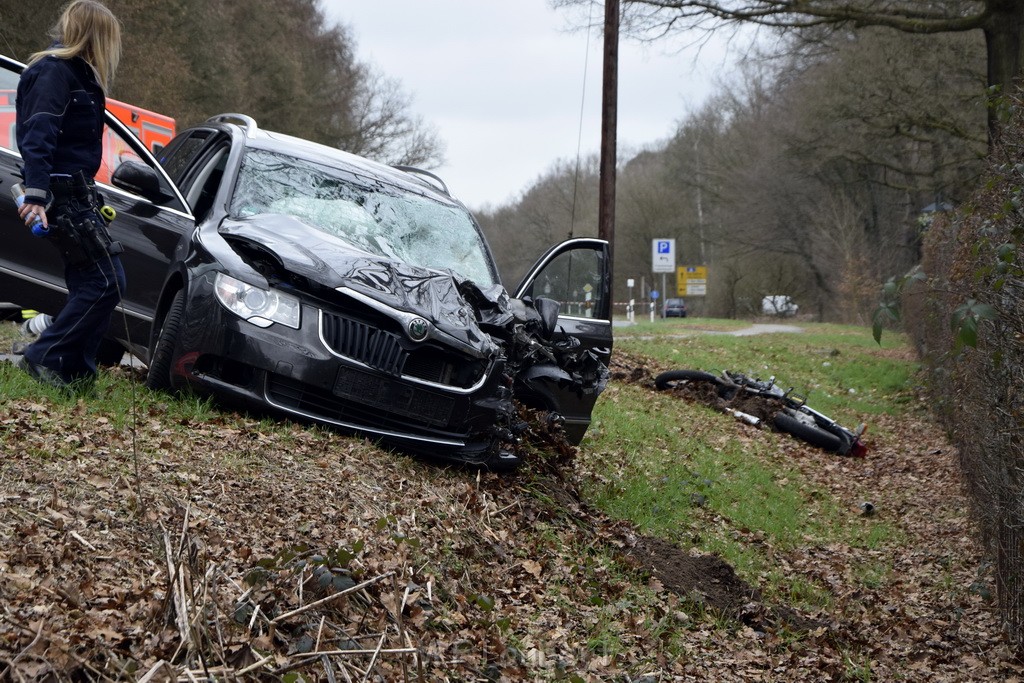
[0,55,612,469]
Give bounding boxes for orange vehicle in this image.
[0,90,175,183]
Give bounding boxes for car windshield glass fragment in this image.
[230,149,496,286]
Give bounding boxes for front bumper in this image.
[170,273,516,462]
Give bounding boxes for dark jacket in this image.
[16,53,105,206]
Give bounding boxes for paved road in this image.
[613,321,804,337]
[725,324,803,336]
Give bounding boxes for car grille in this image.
[320,312,486,390]
[321,313,406,375]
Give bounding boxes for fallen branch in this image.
[271,571,395,625]
[162,527,192,661]
[136,660,174,683]
[235,654,274,676]
[361,632,387,683]
[0,619,44,679]
[322,654,338,683]
[69,530,96,551]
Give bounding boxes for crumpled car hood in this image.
[219,214,500,352]
[218,213,608,403]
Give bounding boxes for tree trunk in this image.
[983,0,1024,141]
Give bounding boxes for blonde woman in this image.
[14,0,126,392]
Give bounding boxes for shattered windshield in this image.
[229,148,498,286]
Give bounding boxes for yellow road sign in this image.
[677,266,708,297]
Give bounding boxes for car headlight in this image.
[214,273,301,329]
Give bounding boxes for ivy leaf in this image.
[471,593,495,612]
[951,300,997,348]
[956,315,979,348]
[996,242,1016,263]
[881,279,900,299]
[872,303,899,345]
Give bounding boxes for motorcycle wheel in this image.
[773,410,847,453]
[655,369,723,391]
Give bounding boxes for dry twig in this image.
[271,571,395,625]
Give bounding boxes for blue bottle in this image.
[10,183,48,237]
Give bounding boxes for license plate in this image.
[333,366,454,427]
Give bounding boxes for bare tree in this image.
[0,0,444,168]
[476,156,600,285]
[646,27,985,320]
[344,70,445,167]
[552,0,1022,141]
[615,147,698,301]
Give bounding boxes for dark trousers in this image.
[24,250,125,384]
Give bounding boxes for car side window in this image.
[530,248,607,320]
[96,123,145,184]
[187,146,228,221]
[159,130,213,185]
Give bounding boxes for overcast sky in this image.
[323,1,734,211]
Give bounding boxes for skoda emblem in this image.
[408,317,429,341]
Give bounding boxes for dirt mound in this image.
[627,534,758,613]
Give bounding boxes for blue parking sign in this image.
[652,238,675,273]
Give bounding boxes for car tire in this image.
[146,290,186,392]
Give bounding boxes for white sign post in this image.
[653,240,676,318]
[626,278,635,322]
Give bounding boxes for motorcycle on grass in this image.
[654,369,868,457]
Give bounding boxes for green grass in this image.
[0,320,295,459]
[615,318,919,420]
[581,317,915,613]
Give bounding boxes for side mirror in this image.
[112,160,172,203]
[533,296,561,340]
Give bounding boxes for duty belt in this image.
[48,173,98,208]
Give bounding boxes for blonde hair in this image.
[28,0,122,93]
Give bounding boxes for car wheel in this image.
[145,290,186,392]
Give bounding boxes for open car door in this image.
[0,53,191,360]
[513,237,613,443]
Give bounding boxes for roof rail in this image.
[393,165,450,196]
[206,113,259,136]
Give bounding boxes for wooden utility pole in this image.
[600,0,619,294]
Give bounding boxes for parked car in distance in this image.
[662,298,688,318]
[0,54,612,470]
[762,295,799,317]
